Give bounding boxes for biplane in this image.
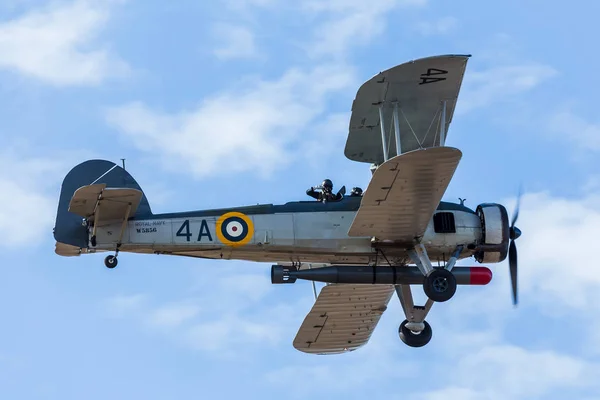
[53,54,521,353]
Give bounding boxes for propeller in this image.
[508,188,522,305]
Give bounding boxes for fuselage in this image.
[91,196,484,266]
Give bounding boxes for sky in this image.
[1,0,600,399]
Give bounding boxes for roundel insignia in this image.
[216,212,254,247]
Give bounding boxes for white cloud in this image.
[145,302,201,328]
[102,293,147,317]
[106,64,356,178]
[223,0,279,11]
[416,345,600,400]
[99,269,305,356]
[183,310,290,354]
[303,0,427,59]
[514,191,600,311]
[458,64,558,114]
[296,112,349,160]
[414,16,458,35]
[547,110,600,152]
[0,0,130,86]
[106,0,433,179]
[0,150,69,248]
[302,0,426,13]
[583,175,600,193]
[415,387,482,400]
[0,141,101,249]
[212,23,258,60]
[217,272,272,302]
[0,178,55,247]
[216,0,427,61]
[1,0,35,12]
[265,337,419,396]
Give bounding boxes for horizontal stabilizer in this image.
[293,284,395,354]
[55,242,87,257]
[68,184,143,225]
[348,146,462,243]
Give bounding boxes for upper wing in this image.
[293,283,395,354]
[345,54,470,164]
[348,146,462,243]
[68,184,143,226]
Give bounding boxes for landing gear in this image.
[86,196,131,271]
[407,244,463,303]
[398,320,432,348]
[393,284,436,348]
[104,255,118,268]
[423,268,457,302]
[373,244,466,348]
[390,245,463,348]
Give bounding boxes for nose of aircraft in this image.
[510,226,521,240]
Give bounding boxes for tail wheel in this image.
[104,255,118,268]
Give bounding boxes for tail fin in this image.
[53,160,152,248]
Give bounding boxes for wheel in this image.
[423,268,457,302]
[90,235,97,247]
[398,320,432,347]
[104,255,118,268]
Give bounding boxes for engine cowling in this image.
[474,203,509,263]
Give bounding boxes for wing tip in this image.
[408,53,472,63]
[293,345,361,355]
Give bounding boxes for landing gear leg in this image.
[389,245,465,347]
[394,284,434,347]
[103,203,131,270]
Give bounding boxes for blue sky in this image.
[1,0,600,399]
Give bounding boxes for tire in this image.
[398,320,432,348]
[104,255,118,269]
[423,268,457,302]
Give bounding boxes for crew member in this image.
[350,187,363,196]
[306,179,342,202]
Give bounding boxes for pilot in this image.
[350,187,363,196]
[306,179,342,203]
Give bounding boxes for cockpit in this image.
[305,179,363,203]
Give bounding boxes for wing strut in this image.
[379,102,405,163]
[393,102,401,155]
[117,203,133,245]
[439,100,447,145]
[378,105,389,162]
[91,203,101,246]
[307,264,318,301]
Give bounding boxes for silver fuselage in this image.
[91,205,483,266]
